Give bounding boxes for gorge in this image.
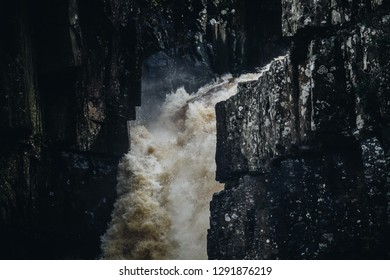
[1,0,390,259]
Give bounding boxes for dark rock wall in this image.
[209,1,390,259]
[0,0,141,259]
[0,0,285,259]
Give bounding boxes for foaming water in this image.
[101,72,262,260]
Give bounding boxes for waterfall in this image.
[101,73,262,260]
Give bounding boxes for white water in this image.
[101,73,262,260]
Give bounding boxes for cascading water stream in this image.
[101,72,263,260]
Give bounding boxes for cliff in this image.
[2,0,389,260]
[209,1,390,259]
[0,0,144,259]
[0,0,284,259]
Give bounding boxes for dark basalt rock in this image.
[210,2,390,259]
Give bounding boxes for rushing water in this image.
[101,73,261,260]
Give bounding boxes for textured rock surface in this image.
[282,0,384,36]
[210,4,390,259]
[216,55,296,180]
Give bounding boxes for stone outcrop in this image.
[209,1,390,259]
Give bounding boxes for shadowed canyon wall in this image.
[2,0,389,260]
[0,0,284,259]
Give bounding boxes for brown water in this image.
[101,73,262,259]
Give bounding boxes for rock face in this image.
[3,0,388,260]
[209,2,390,259]
[0,0,285,259]
[0,0,143,259]
[282,0,384,36]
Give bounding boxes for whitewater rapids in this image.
[101,72,262,260]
